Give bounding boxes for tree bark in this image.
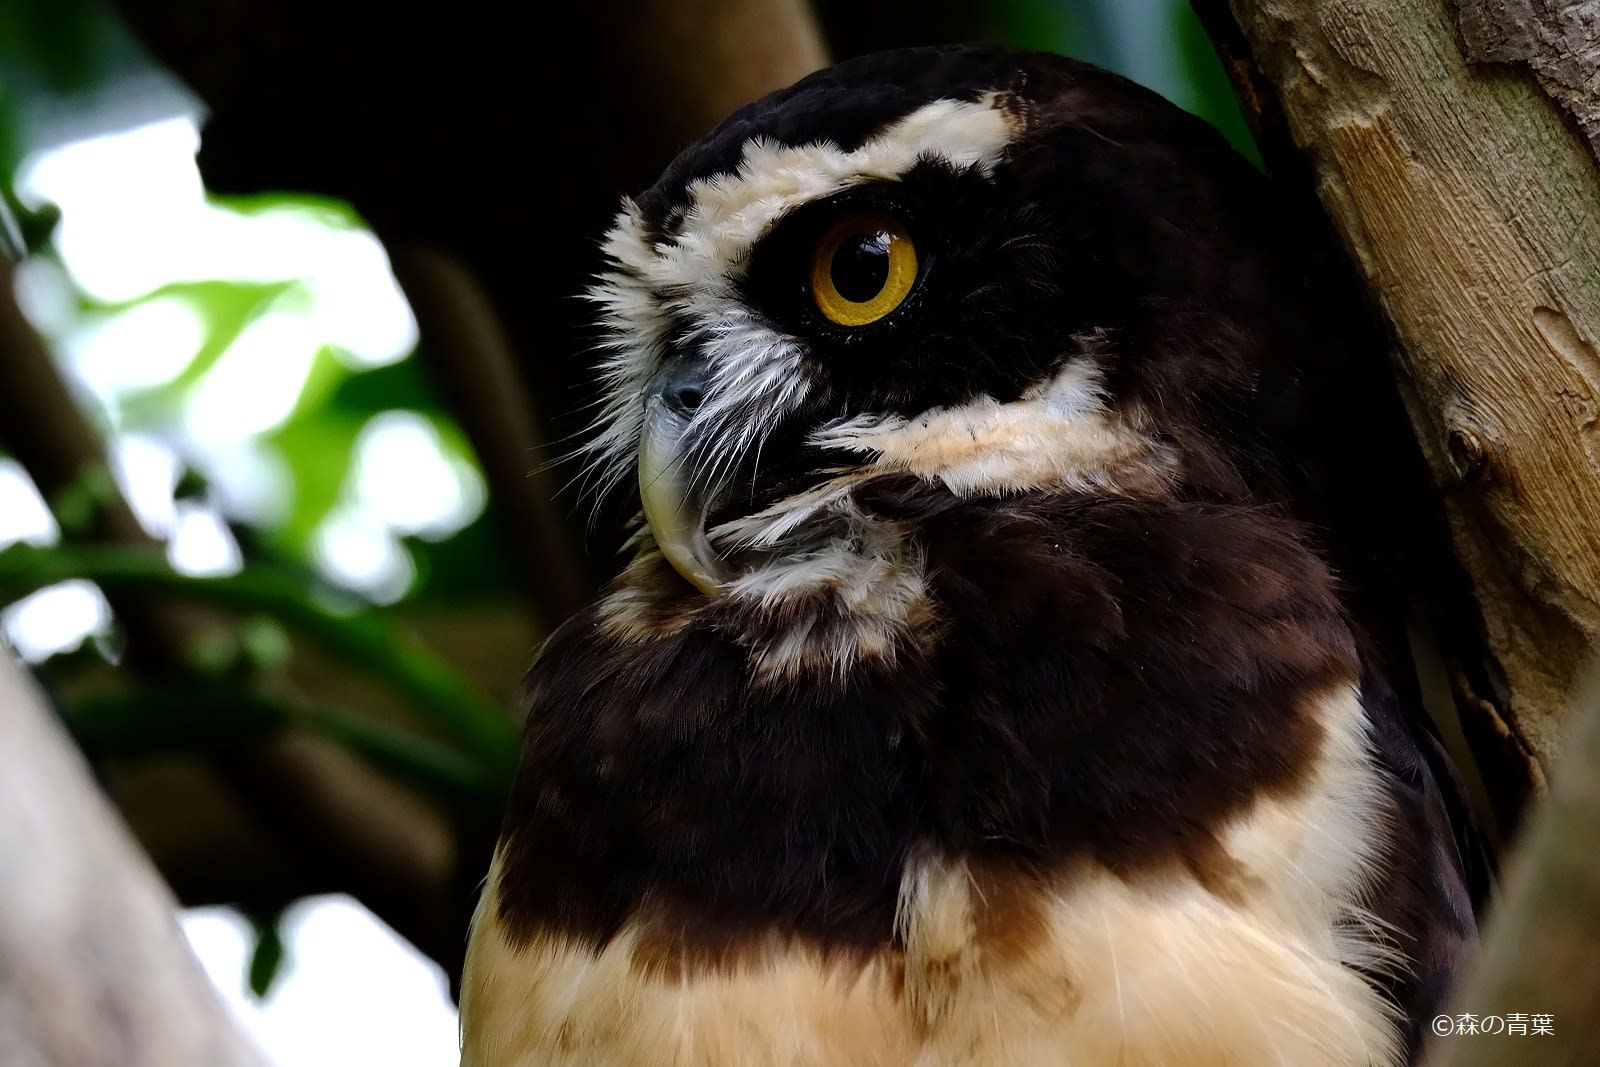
[1200,0,1600,818]
[1196,1,1600,1052]
[1453,0,1600,159]
[0,652,265,1067]
[1426,673,1600,1065]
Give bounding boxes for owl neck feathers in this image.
[491,480,1359,971]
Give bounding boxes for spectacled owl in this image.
[461,45,1484,1067]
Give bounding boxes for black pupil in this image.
[830,230,892,303]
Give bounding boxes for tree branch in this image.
[1452,0,1600,165]
[1426,674,1600,1066]
[1200,0,1600,807]
[390,244,592,623]
[0,652,266,1067]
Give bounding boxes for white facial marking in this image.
[691,358,1177,676]
[725,521,932,684]
[581,96,1020,508]
[583,93,1174,678]
[812,359,1178,497]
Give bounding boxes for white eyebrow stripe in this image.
[608,94,1019,297]
[578,93,1021,512]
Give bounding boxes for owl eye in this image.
[808,213,918,327]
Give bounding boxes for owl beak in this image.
[638,363,730,594]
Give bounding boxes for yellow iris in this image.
[809,213,918,327]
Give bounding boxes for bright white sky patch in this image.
[109,433,182,539]
[16,116,418,369]
[192,441,292,527]
[1,580,112,662]
[307,230,420,370]
[311,504,415,604]
[60,295,206,410]
[352,411,487,540]
[0,460,59,549]
[167,504,244,577]
[11,255,76,336]
[17,116,206,303]
[185,310,321,448]
[183,897,459,1067]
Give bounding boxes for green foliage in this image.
[1171,2,1261,167]
[64,683,506,803]
[0,0,132,99]
[108,279,298,425]
[0,542,521,781]
[981,0,1117,70]
[246,909,288,999]
[46,462,120,537]
[988,0,1260,164]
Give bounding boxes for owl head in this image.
[582,46,1359,603]
[466,51,1474,1067]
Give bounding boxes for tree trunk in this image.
[0,653,264,1067]
[1198,0,1600,825]
[1425,676,1600,1065]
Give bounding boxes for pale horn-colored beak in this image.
[638,363,730,594]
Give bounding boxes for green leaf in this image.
[319,357,442,417]
[1,543,520,782]
[402,511,511,604]
[1173,0,1263,168]
[246,909,287,1000]
[64,682,505,803]
[0,0,135,97]
[47,463,120,537]
[110,280,302,431]
[265,415,361,552]
[982,0,1117,70]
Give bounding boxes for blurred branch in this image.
[0,652,266,1067]
[0,543,519,779]
[66,684,503,803]
[1427,680,1600,1067]
[390,244,590,623]
[611,0,828,149]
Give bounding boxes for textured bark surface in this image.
[1215,0,1600,803]
[1453,0,1600,163]
[0,653,265,1067]
[1426,678,1600,1066]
